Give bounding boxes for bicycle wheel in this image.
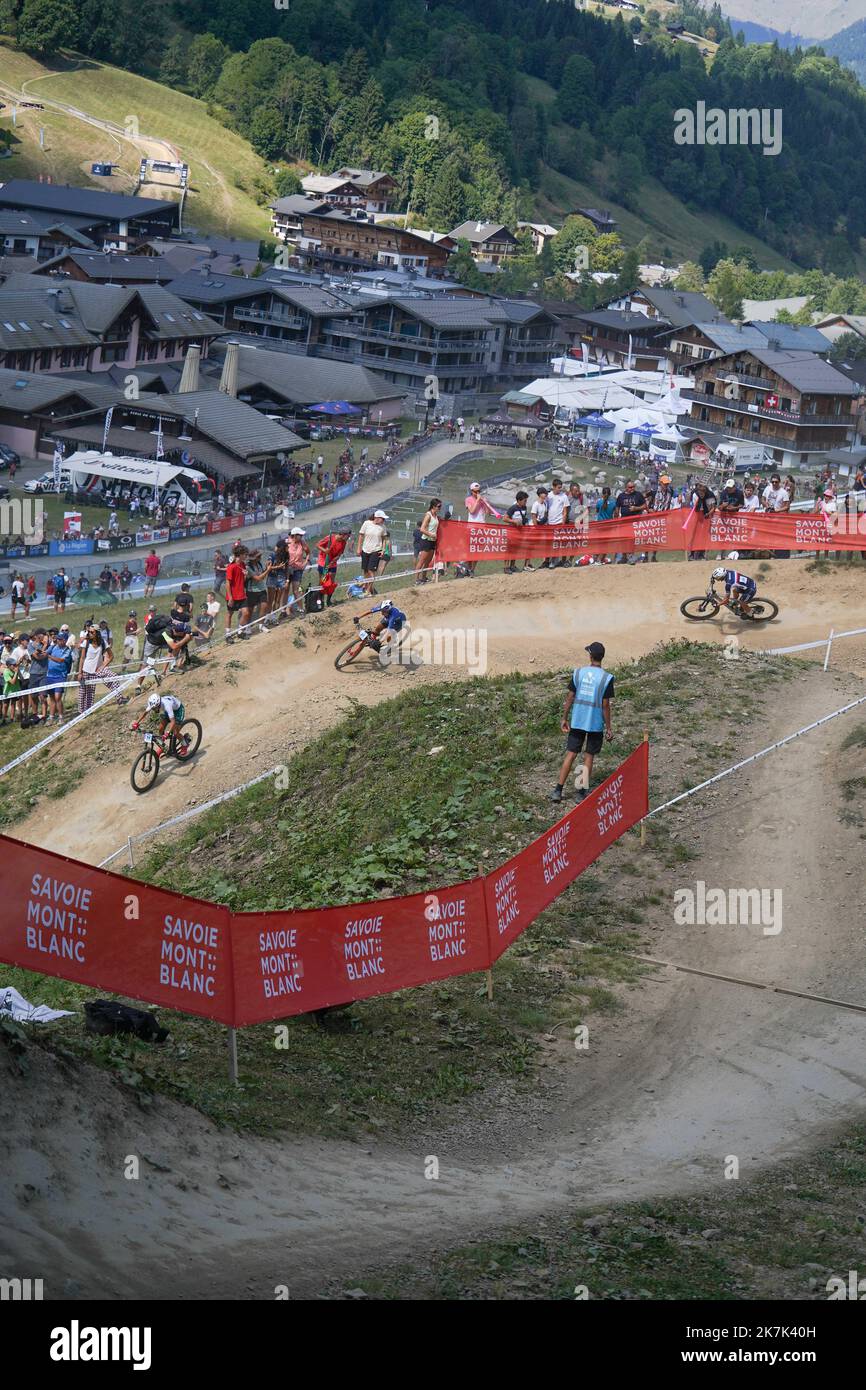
[680,596,720,620]
[334,638,368,671]
[741,598,779,622]
[131,749,160,793]
[175,718,202,759]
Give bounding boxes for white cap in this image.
[290,527,306,536]
[727,551,739,560]
[374,509,388,519]
[725,478,736,489]
[470,481,481,490]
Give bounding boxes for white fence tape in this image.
[767,625,866,656]
[0,671,141,778]
[646,693,866,820]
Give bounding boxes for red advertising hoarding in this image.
[485,742,649,961]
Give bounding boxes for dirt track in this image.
[3,559,866,1298]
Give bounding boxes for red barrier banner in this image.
[0,834,234,1023]
[231,877,490,1027]
[436,511,866,561]
[484,741,649,962]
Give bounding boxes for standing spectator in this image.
[762,472,791,558]
[52,568,68,613]
[10,573,28,619]
[531,486,551,568]
[551,641,614,804]
[741,481,761,513]
[357,510,388,596]
[688,480,717,561]
[25,574,36,608]
[122,611,139,669]
[77,622,109,714]
[546,477,570,567]
[317,528,352,589]
[119,564,132,600]
[224,546,249,641]
[265,539,288,621]
[504,490,531,574]
[415,498,441,585]
[45,631,74,723]
[213,548,228,594]
[595,486,616,520]
[27,630,49,724]
[719,478,745,512]
[98,564,112,593]
[285,528,310,612]
[143,549,161,597]
[464,481,500,576]
[615,479,647,564]
[245,548,270,630]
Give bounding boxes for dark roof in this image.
[0,367,118,412]
[578,309,672,335]
[638,287,729,329]
[0,280,222,350]
[830,357,866,389]
[745,321,830,353]
[449,221,517,244]
[271,194,332,216]
[207,342,404,406]
[750,349,857,394]
[34,250,173,282]
[687,322,766,353]
[0,180,173,224]
[0,210,45,237]
[0,254,38,279]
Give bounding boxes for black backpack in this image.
[85,999,168,1044]
[145,613,171,641]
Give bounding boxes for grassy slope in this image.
[0,44,270,240]
[524,75,798,270]
[1,642,798,1139]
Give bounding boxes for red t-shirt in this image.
[225,560,247,602]
[317,534,348,567]
[144,554,161,578]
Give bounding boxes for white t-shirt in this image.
[11,579,25,599]
[762,484,790,511]
[546,492,569,525]
[530,498,549,525]
[741,494,761,512]
[206,600,220,620]
[359,519,386,554]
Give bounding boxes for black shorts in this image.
[361,551,382,573]
[227,595,247,612]
[567,728,604,755]
[418,539,436,553]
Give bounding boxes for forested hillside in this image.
[3,0,866,269]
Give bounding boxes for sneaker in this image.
[576,787,588,802]
[550,786,563,803]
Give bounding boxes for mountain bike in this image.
[680,585,779,623]
[130,718,203,793]
[334,618,414,670]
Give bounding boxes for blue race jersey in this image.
[722,570,755,591]
[372,604,406,631]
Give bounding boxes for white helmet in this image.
[380,599,393,611]
[712,566,727,580]
[146,693,161,711]
[727,551,739,561]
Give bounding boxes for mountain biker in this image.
[131,692,190,755]
[711,553,757,614]
[354,597,407,653]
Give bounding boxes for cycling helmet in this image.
[727,551,739,561]
[380,599,393,611]
[146,693,161,711]
[712,567,726,580]
[129,610,136,617]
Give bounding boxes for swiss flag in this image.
[765,393,779,408]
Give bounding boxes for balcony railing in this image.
[686,390,852,427]
[234,306,308,330]
[690,419,850,446]
[336,324,490,351]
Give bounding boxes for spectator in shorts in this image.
[52,569,68,613]
[551,641,614,804]
[357,510,388,596]
[122,611,139,669]
[45,631,74,723]
[504,491,531,574]
[143,549,161,597]
[317,529,351,586]
[414,499,441,584]
[224,546,249,641]
[245,548,270,630]
[286,529,310,612]
[10,573,28,618]
[465,482,501,576]
[265,540,288,622]
[213,549,228,594]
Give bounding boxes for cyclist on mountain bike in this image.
[354,597,407,654]
[131,692,190,755]
[711,553,757,615]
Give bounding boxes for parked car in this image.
[0,443,20,471]
[0,483,9,500]
[23,472,57,494]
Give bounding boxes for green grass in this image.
[2,642,800,1139]
[0,43,271,240]
[537,160,799,270]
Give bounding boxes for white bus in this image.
[59,451,217,516]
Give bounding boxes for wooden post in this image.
[227,1028,239,1086]
[640,729,649,847]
